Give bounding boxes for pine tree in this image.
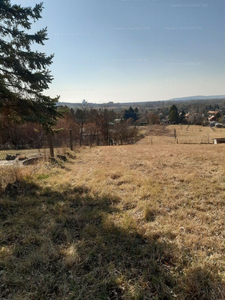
[124,106,138,122]
[169,105,180,124]
[0,0,61,133]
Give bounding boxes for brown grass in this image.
[169,124,225,144]
[1,125,225,299]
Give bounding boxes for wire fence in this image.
[0,123,142,161]
[0,130,117,160]
[0,131,76,161]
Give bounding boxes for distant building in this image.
[160,119,169,124]
[208,110,219,115]
[113,118,123,123]
[208,115,215,122]
[82,99,88,106]
[213,138,225,144]
[215,123,223,128]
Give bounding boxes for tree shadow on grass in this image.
[0,181,224,299]
[182,265,225,300]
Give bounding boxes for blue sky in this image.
[12,0,225,103]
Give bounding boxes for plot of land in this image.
[0,125,225,299]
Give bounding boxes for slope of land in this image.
[1,125,225,299]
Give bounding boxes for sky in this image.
[12,0,225,103]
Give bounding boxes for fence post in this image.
[70,129,73,151]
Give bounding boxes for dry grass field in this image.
[1,125,225,299]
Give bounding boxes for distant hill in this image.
[58,95,225,108]
[169,95,225,101]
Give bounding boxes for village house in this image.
[207,110,220,122]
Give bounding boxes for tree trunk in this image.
[70,129,73,151]
[48,133,54,158]
[79,124,83,146]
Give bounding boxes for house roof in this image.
[208,111,219,115]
